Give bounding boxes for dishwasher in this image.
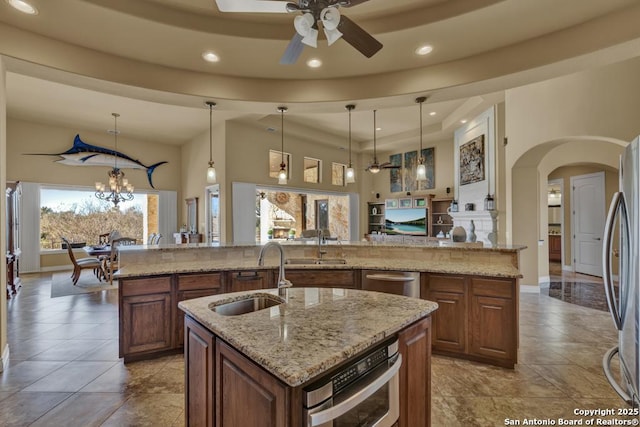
[361,270,420,298]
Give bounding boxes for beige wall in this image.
[1,57,7,367]
[505,57,640,285]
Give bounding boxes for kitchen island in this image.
[179,287,438,426]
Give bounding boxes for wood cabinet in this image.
[176,272,224,349]
[184,316,215,427]
[367,201,386,234]
[226,270,271,292]
[549,235,561,262]
[284,269,357,288]
[428,197,452,238]
[216,339,291,427]
[422,273,518,368]
[184,314,431,427]
[398,316,432,427]
[120,276,173,361]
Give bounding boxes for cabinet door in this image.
[176,273,224,348]
[285,269,356,288]
[185,317,215,427]
[469,278,516,365]
[121,292,172,357]
[216,339,289,427]
[423,274,466,354]
[398,317,431,427]
[227,270,270,292]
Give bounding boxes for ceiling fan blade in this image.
[380,163,400,169]
[280,33,305,64]
[215,0,290,13]
[337,15,382,58]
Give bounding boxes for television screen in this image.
[385,208,427,235]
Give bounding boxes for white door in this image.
[571,172,605,276]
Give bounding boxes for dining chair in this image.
[98,232,110,245]
[62,237,104,285]
[147,233,156,245]
[152,233,162,245]
[102,237,137,285]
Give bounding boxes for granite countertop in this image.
[178,288,438,387]
[117,257,522,279]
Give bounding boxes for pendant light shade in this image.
[416,96,427,182]
[205,101,217,184]
[277,106,288,185]
[345,104,356,184]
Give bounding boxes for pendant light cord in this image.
[348,108,352,165]
[112,113,119,170]
[415,96,427,162]
[209,103,213,164]
[373,109,377,163]
[281,108,284,164]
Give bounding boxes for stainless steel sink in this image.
[211,294,284,316]
[285,258,347,265]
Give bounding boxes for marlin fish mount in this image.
[30,134,167,189]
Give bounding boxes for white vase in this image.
[467,220,477,243]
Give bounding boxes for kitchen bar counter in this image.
[116,241,525,279]
[179,287,437,387]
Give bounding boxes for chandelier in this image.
[95,113,134,207]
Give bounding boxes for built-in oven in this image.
[303,338,402,427]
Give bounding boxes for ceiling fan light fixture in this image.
[324,27,343,46]
[321,7,343,45]
[369,165,380,174]
[294,13,318,48]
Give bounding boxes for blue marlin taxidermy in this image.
[30,134,167,189]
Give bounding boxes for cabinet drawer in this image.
[227,270,270,292]
[471,277,514,299]
[425,274,466,293]
[178,273,223,291]
[286,269,356,288]
[121,276,172,297]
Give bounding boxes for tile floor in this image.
[0,269,634,426]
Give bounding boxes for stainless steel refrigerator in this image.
[603,136,639,408]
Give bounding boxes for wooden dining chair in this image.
[62,237,103,285]
[102,237,137,285]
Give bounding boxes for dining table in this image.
[83,244,111,258]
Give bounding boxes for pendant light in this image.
[205,101,217,184]
[345,104,356,184]
[416,96,427,181]
[369,110,381,174]
[277,106,288,185]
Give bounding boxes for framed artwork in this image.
[399,198,412,208]
[403,150,418,192]
[385,199,398,209]
[459,135,485,185]
[389,153,402,193]
[418,147,435,191]
[413,197,427,208]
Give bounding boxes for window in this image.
[40,187,153,250]
[332,162,346,186]
[304,157,321,183]
[269,149,291,180]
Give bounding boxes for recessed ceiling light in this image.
[460,119,467,124]
[429,111,436,116]
[376,127,382,131]
[202,51,220,63]
[7,0,38,14]
[306,58,322,68]
[415,45,433,56]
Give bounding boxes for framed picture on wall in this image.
[413,197,427,208]
[385,199,398,209]
[399,198,412,208]
[459,135,485,185]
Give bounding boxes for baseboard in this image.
[538,275,550,284]
[0,344,9,373]
[520,285,540,293]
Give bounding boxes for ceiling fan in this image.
[214,0,383,64]
[366,110,400,174]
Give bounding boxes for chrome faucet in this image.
[257,241,292,297]
[317,229,327,260]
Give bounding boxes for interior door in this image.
[572,172,605,276]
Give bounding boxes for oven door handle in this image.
[308,354,402,427]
